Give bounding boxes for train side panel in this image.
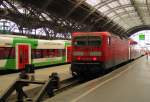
[0,37,16,70]
[0,36,71,70]
[102,34,115,69]
[101,34,129,69]
[31,39,66,67]
[113,37,129,65]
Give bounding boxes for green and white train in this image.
[0,35,71,70]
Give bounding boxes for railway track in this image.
[0,58,139,102]
[0,73,82,102]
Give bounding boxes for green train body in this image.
[0,35,71,70]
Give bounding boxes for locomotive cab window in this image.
[88,36,101,46]
[73,36,101,47]
[73,36,87,46]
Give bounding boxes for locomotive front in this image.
[71,32,104,77]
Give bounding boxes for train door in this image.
[16,44,31,70]
[66,46,72,62]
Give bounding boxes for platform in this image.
[0,64,71,96]
[45,56,150,102]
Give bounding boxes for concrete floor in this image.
[0,64,71,96]
[45,56,150,102]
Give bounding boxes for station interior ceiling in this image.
[0,0,150,39]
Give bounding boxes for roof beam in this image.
[130,0,145,25]
[95,3,149,23]
[65,0,86,19]
[4,0,20,13]
[146,0,150,16]
[105,2,132,31]
[80,0,117,23]
[41,0,54,10]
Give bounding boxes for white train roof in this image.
[0,34,27,38]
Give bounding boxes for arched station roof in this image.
[0,0,150,39]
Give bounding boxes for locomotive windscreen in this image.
[73,36,101,47]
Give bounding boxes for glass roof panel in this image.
[119,0,131,5]
[18,8,30,14]
[2,1,11,8]
[135,0,146,4]
[113,16,121,21]
[41,13,52,21]
[140,7,148,10]
[129,13,138,17]
[107,12,116,17]
[143,17,150,23]
[121,14,129,18]
[85,0,149,30]
[98,6,110,12]
[0,5,5,8]
[85,0,101,6]
[108,1,120,8]
[115,9,125,13]
[125,7,135,11]
[117,22,129,29]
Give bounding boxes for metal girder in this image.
[97,3,150,19]
[41,0,54,10]
[107,23,118,31]
[80,0,117,23]
[4,0,20,13]
[0,0,85,39]
[109,10,146,21]
[21,1,83,38]
[94,3,149,25]
[130,0,145,25]
[94,4,133,23]
[146,0,150,16]
[113,26,122,32]
[100,19,113,29]
[126,25,150,36]
[65,0,86,19]
[105,3,131,31]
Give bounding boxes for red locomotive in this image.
[71,32,133,77]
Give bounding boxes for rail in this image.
[0,72,60,102]
[0,64,80,102]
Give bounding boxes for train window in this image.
[74,41,87,46]
[31,49,43,59]
[49,49,55,57]
[31,49,65,59]
[54,49,59,57]
[58,49,64,57]
[62,49,65,56]
[73,36,101,47]
[7,48,15,59]
[31,49,36,59]
[73,36,87,46]
[43,49,49,58]
[88,36,101,46]
[0,47,15,59]
[46,49,51,57]
[88,40,101,46]
[0,48,5,59]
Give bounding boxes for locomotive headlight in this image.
[73,51,84,56]
[90,51,102,56]
[92,57,97,61]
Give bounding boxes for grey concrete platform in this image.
[0,64,71,96]
[45,56,150,102]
